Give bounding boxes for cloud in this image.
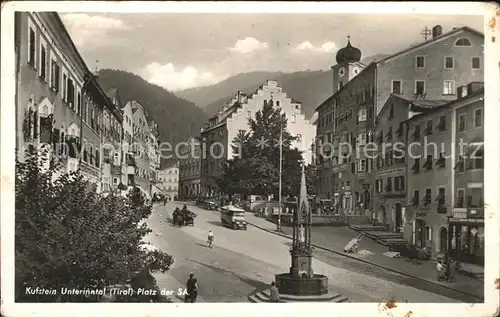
[142,62,226,91]
[293,41,337,53]
[227,37,269,54]
[61,14,129,47]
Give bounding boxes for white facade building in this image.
[200,80,316,196]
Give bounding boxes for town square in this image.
[2,4,498,316]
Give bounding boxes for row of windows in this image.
[135,167,151,179]
[319,84,375,129]
[414,55,481,70]
[334,85,375,109]
[28,22,109,135]
[409,186,483,209]
[159,178,178,183]
[408,108,482,141]
[409,187,447,206]
[375,176,405,193]
[410,148,483,174]
[391,79,464,96]
[458,109,483,132]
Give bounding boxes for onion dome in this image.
[335,35,362,64]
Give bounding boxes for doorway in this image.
[415,219,425,248]
[377,205,386,225]
[395,203,403,233]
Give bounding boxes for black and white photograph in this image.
[1,2,499,317]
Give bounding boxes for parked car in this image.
[204,200,220,211]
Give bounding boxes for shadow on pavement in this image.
[191,260,270,290]
[195,242,209,248]
[206,221,227,228]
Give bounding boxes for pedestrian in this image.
[447,259,457,282]
[436,260,446,281]
[185,274,198,303]
[207,230,214,248]
[269,282,280,303]
[190,278,198,303]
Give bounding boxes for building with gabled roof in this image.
[199,80,316,197]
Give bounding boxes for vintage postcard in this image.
[1,1,499,317]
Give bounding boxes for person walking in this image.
[436,260,446,281]
[207,230,214,248]
[269,282,280,303]
[190,278,199,303]
[185,273,198,303]
[447,259,457,282]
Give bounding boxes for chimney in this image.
[432,25,443,39]
[237,90,242,103]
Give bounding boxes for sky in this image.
[61,13,484,92]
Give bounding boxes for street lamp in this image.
[277,113,283,232]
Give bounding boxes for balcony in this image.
[382,189,405,198]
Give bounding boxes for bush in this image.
[15,147,174,302]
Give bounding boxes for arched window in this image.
[83,138,88,162]
[89,142,94,165]
[455,37,472,46]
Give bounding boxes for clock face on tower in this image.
[338,67,345,77]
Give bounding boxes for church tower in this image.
[331,36,365,94]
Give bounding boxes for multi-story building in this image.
[404,82,483,260]
[127,100,152,199]
[14,12,107,189]
[148,120,161,186]
[373,95,449,231]
[100,87,123,194]
[315,25,484,217]
[121,99,135,189]
[158,164,179,201]
[200,80,316,196]
[450,84,484,265]
[178,137,202,199]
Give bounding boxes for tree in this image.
[220,99,314,198]
[15,147,174,302]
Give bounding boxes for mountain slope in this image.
[176,54,390,119]
[176,71,283,107]
[205,70,333,119]
[97,69,208,163]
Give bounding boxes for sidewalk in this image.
[245,213,484,300]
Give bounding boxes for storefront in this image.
[448,209,484,265]
[407,207,448,257]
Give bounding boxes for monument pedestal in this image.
[248,165,349,303]
[275,273,328,296]
[248,288,348,303]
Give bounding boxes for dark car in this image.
[204,200,220,211]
